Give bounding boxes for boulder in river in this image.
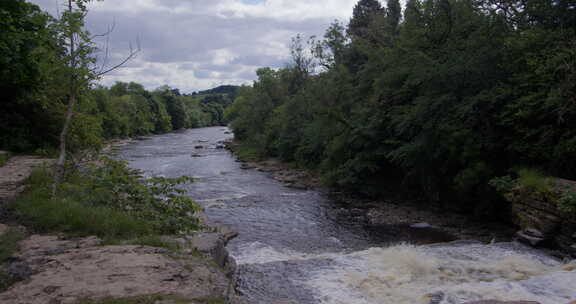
[516,228,549,247]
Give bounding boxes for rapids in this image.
[117,127,576,304]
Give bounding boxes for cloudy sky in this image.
[28,0,357,93]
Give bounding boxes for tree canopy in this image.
[226,0,576,214]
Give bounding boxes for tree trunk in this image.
[52,94,76,196]
[52,0,76,196]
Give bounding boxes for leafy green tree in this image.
[0,1,61,151]
[348,0,385,40]
[386,0,401,36]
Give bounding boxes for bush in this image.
[0,152,11,167]
[516,168,552,194]
[12,158,202,239]
[490,168,576,216]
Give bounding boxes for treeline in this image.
[0,0,235,153]
[227,0,576,212]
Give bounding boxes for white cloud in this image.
[27,0,358,92]
[215,0,356,21]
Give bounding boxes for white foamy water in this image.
[307,242,576,304]
[233,241,343,265]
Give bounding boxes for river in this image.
[118,127,576,304]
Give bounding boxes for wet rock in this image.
[6,262,35,281]
[189,232,237,277]
[194,145,204,149]
[516,229,546,246]
[423,291,444,304]
[507,178,576,255]
[524,228,544,238]
[240,164,256,170]
[287,183,308,190]
[411,222,434,229]
[191,153,202,157]
[462,301,540,304]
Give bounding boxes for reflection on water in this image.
[118,127,576,304]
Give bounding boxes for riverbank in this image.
[225,141,518,246]
[0,153,240,304]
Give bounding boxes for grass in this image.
[10,161,200,241]
[14,185,153,239]
[517,168,552,193]
[0,229,26,291]
[102,235,182,251]
[0,152,11,167]
[231,142,264,162]
[0,229,25,263]
[10,168,153,239]
[77,295,225,304]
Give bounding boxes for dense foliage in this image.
[0,0,236,153]
[227,0,576,213]
[12,158,202,237]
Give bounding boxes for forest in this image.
[0,0,235,155]
[226,0,576,213]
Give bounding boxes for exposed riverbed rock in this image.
[360,201,514,243]
[0,156,53,201]
[188,230,238,277]
[506,178,576,255]
[0,234,230,304]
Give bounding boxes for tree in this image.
[348,0,385,40]
[0,1,60,151]
[53,0,138,194]
[386,0,402,36]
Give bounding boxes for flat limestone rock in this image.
[0,156,53,201]
[0,235,229,304]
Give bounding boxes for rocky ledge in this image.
[0,227,241,304]
[507,178,576,257]
[0,154,243,304]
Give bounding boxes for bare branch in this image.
[96,36,140,76]
[96,27,111,75]
[91,20,116,39]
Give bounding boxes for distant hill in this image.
[194,85,240,96]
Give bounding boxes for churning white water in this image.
[307,242,576,304]
[120,128,576,304]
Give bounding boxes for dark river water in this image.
[118,127,576,304]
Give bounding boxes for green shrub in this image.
[77,294,225,304]
[77,295,190,304]
[0,229,26,291]
[15,186,152,238]
[0,152,11,167]
[0,229,25,265]
[516,168,552,193]
[12,158,202,239]
[232,142,264,161]
[557,186,576,213]
[488,175,515,193]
